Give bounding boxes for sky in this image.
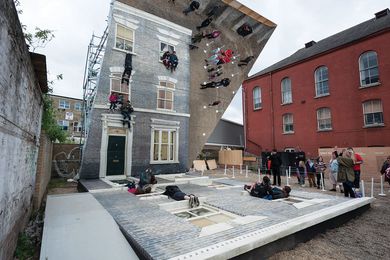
[19,0,390,124]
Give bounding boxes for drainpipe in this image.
[242,86,247,152]
[269,72,275,149]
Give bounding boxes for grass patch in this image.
[14,232,35,260]
[47,178,68,190]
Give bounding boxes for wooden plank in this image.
[206,160,218,170]
[193,160,207,171]
[243,157,257,162]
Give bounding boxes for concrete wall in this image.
[244,31,390,157]
[0,0,44,258]
[33,132,53,211]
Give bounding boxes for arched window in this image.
[282,113,294,133]
[317,107,332,130]
[362,100,383,126]
[281,78,292,104]
[359,51,379,86]
[314,66,329,96]
[253,87,262,110]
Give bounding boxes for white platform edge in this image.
[168,197,374,260]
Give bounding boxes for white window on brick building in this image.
[315,66,329,97]
[151,129,178,163]
[359,51,379,87]
[74,102,82,111]
[282,113,294,133]
[59,100,70,109]
[281,77,292,104]
[73,121,82,132]
[363,100,384,126]
[253,86,262,110]
[58,120,69,131]
[110,72,130,102]
[157,81,175,110]
[317,107,332,131]
[115,24,134,52]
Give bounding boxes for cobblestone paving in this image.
[93,176,357,259]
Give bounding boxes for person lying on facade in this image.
[245,176,291,200]
[200,78,230,89]
[162,185,200,208]
[120,100,134,129]
[128,168,158,195]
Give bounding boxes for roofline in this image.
[245,26,390,83]
[222,0,276,27]
[49,94,83,101]
[220,117,244,126]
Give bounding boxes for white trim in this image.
[113,13,140,30]
[151,118,180,126]
[157,28,181,39]
[92,105,190,118]
[99,114,135,178]
[112,47,138,56]
[158,76,178,84]
[156,88,174,111]
[157,35,179,46]
[114,1,192,36]
[109,66,124,73]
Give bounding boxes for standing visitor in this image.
[337,150,356,198]
[316,156,327,189]
[298,160,306,187]
[348,147,363,190]
[306,159,317,188]
[269,149,282,186]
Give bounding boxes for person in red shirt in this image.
[347,147,363,189]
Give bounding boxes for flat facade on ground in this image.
[243,9,390,160]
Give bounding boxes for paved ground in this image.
[91,170,374,259]
[200,169,390,260]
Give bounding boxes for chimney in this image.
[375,8,390,19]
[305,40,316,48]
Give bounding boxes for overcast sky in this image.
[19,0,390,124]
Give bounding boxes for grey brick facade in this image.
[80,1,191,178]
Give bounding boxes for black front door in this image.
[106,136,126,176]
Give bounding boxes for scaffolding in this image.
[80,26,108,150]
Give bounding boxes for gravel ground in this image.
[198,169,390,260]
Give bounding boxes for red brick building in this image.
[243,9,390,158]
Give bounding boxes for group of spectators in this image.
[108,92,134,129]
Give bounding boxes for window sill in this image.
[150,160,180,165]
[314,93,330,99]
[112,47,137,56]
[359,82,380,89]
[317,128,332,132]
[157,108,176,113]
[253,107,262,111]
[363,124,385,128]
[281,102,293,106]
[283,131,295,135]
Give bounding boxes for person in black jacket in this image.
[183,1,200,15]
[269,149,282,186]
[162,185,200,208]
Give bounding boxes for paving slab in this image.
[40,193,138,260]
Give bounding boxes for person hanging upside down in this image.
[200,78,230,89]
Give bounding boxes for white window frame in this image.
[359,51,379,87]
[110,72,130,96]
[74,102,82,111]
[315,66,329,97]
[281,77,292,104]
[157,80,175,111]
[59,100,70,109]
[285,148,295,152]
[150,128,179,164]
[73,121,82,132]
[253,87,262,110]
[159,41,176,62]
[362,100,384,127]
[317,107,332,131]
[282,113,294,134]
[115,23,135,53]
[58,120,69,131]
